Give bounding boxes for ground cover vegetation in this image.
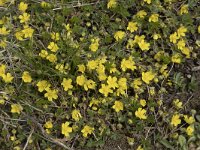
[0,0,200,149]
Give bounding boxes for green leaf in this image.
[160,139,174,149]
[178,135,186,147]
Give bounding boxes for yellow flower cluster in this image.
[0,64,14,83]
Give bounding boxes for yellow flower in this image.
[181,47,190,58]
[22,27,34,38]
[112,101,124,112]
[0,0,6,6]
[184,115,195,124]
[18,2,28,12]
[44,121,53,129]
[11,104,23,114]
[144,0,151,4]
[61,78,73,91]
[140,99,146,107]
[153,34,161,40]
[136,145,144,150]
[127,22,138,33]
[171,53,181,63]
[0,39,7,48]
[186,125,194,136]
[0,26,10,35]
[83,79,96,91]
[48,42,59,52]
[22,71,32,83]
[171,114,181,127]
[177,26,187,38]
[99,84,113,97]
[180,4,188,15]
[114,31,125,41]
[0,99,5,105]
[46,54,57,63]
[173,99,182,109]
[138,40,150,51]
[51,32,60,41]
[142,71,155,84]
[77,64,85,73]
[2,73,14,83]
[44,89,58,101]
[36,80,51,92]
[0,64,6,77]
[135,108,147,119]
[198,25,200,33]
[71,109,82,121]
[134,35,145,43]
[15,31,24,41]
[81,125,94,137]
[76,75,86,86]
[39,50,48,58]
[87,60,98,70]
[136,10,147,18]
[107,76,118,89]
[41,1,51,8]
[121,57,136,71]
[177,39,186,50]
[19,13,30,23]
[132,78,142,90]
[169,32,179,44]
[107,0,117,9]
[89,38,100,52]
[61,122,72,137]
[149,14,159,22]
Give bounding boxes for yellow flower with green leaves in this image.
[36,80,51,92]
[114,31,125,41]
[61,78,73,91]
[99,84,113,97]
[173,99,182,109]
[169,32,179,44]
[51,32,60,41]
[149,14,159,22]
[0,26,10,35]
[180,4,188,15]
[0,64,6,77]
[127,22,138,33]
[39,50,48,58]
[22,71,32,83]
[107,76,118,89]
[184,115,195,124]
[138,40,150,51]
[171,114,181,127]
[89,38,100,52]
[171,53,181,63]
[177,26,187,38]
[107,0,117,9]
[136,10,147,18]
[46,54,57,63]
[77,64,85,73]
[18,2,28,12]
[121,57,136,71]
[144,0,151,4]
[19,13,30,23]
[186,125,194,136]
[44,89,58,101]
[22,26,34,38]
[135,108,147,119]
[76,75,86,86]
[48,42,59,52]
[61,122,72,137]
[71,109,82,121]
[81,125,94,137]
[83,79,96,91]
[112,101,124,112]
[142,71,155,84]
[140,99,146,107]
[11,104,23,114]
[44,121,53,129]
[2,73,13,83]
